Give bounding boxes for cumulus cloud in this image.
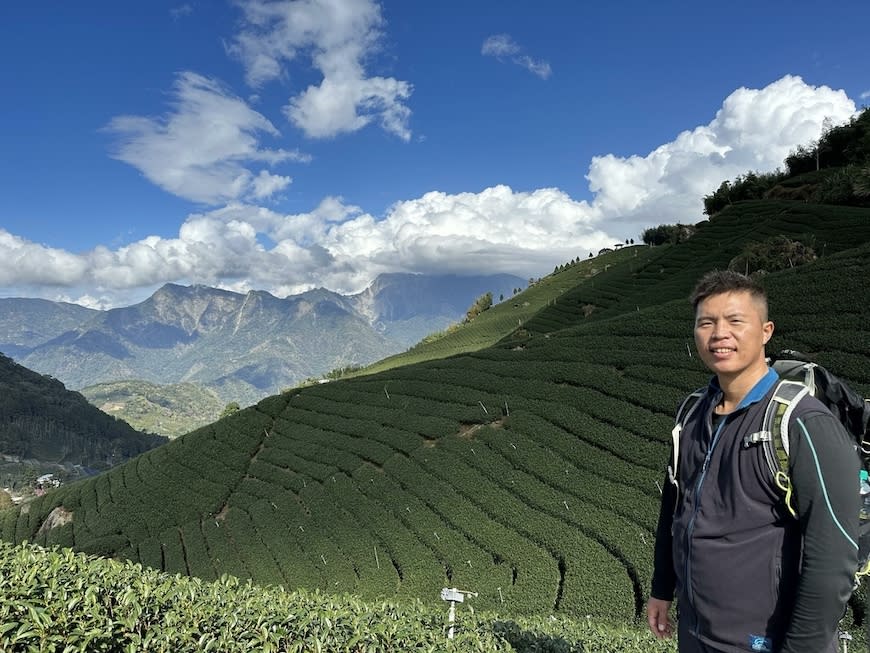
[2,75,858,308]
[0,230,89,286]
[229,0,413,140]
[482,33,552,79]
[250,170,292,199]
[861,89,870,100]
[585,75,855,234]
[104,72,309,205]
[0,186,607,307]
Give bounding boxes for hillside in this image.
[0,354,167,490]
[80,380,226,438]
[0,298,98,360]
[357,246,654,376]
[354,200,870,379]
[3,201,868,638]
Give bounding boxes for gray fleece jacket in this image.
[652,368,859,653]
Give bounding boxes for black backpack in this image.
[671,350,870,585]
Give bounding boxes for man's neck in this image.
[715,364,770,413]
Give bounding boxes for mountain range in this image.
[0,273,523,407]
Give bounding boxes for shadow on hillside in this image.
[491,620,581,653]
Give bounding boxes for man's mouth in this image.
[710,347,735,354]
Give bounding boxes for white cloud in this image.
[482,33,552,79]
[287,75,412,140]
[516,56,552,80]
[2,75,858,308]
[229,0,413,140]
[251,170,292,199]
[0,230,89,286]
[861,89,870,100]
[482,34,521,57]
[585,75,856,235]
[104,72,309,205]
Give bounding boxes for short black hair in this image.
[690,270,768,318]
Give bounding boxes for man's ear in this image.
[762,320,774,344]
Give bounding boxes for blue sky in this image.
[1,0,868,308]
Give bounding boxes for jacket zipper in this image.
[684,409,728,637]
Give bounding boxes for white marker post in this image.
[440,587,478,640]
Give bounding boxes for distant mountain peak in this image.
[1,272,524,404]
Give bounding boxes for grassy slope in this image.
[81,379,226,438]
[1,201,869,640]
[354,246,654,376]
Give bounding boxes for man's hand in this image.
[646,597,673,639]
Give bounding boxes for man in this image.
[647,270,859,653]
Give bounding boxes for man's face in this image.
[694,290,774,381]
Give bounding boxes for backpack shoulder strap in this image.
[744,376,812,517]
[669,388,706,494]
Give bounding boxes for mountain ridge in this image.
[0,272,523,405]
[0,352,166,489]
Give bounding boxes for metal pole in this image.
[447,600,456,639]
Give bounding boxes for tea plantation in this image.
[1,200,869,650]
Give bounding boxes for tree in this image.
[785,145,816,176]
[465,292,493,322]
[641,223,696,246]
[219,402,241,419]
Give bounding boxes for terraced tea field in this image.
[2,201,869,632]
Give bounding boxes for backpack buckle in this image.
[744,430,771,447]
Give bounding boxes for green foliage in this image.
[0,540,514,652]
[324,364,365,381]
[702,170,788,216]
[358,247,647,377]
[218,402,241,419]
[0,354,167,488]
[728,235,817,275]
[810,165,870,207]
[854,166,870,199]
[704,109,870,214]
[786,108,870,176]
[81,380,226,438]
[0,539,681,652]
[466,292,494,322]
[641,223,697,246]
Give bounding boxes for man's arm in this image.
[780,411,860,653]
[648,470,677,638]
